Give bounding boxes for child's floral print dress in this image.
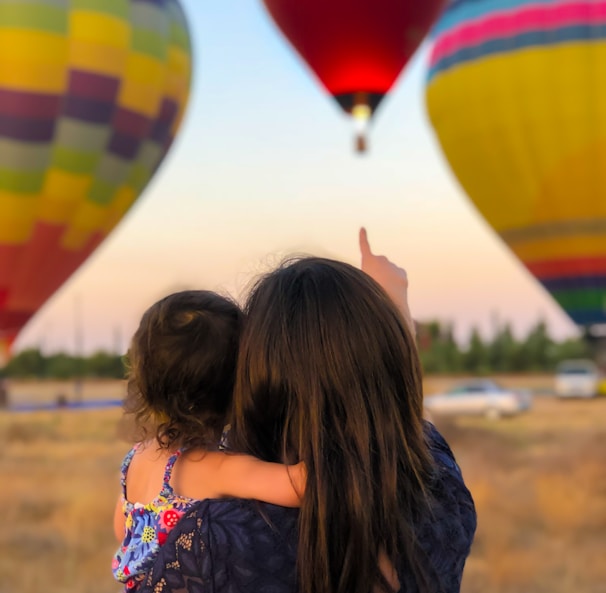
[112,445,197,591]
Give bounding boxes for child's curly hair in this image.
[123,290,242,451]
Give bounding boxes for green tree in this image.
[5,348,46,378]
[439,323,463,373]
[487,323,518,372]
[463,327,489,374]
[45,353,78,379]
[520,319,554,371]
[418,321,462,373]
[84,351,125,378]
[418,321,442,373]
[551,337,590,364]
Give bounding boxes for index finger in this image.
[359,227,372,258]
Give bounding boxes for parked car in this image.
[554,359,600,398]
[424,379,532,419]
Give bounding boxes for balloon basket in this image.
[351,102,371,155]
[355,133,368,153]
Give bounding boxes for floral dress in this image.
[112,445,198,591]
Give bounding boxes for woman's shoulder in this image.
[199,498,299,534]
[423,420,475,513]
[414,422,477,592]
[155,497,298,539]
[140,499,298,593]
[424,421,460,467]
[202,498,299,566]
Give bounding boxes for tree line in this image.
[0,319,592,379]
[417,319,590,374]
[1,349,125,379]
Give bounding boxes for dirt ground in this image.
[2,377,605,593]
[4,378,127,406]
[3,373,558,406]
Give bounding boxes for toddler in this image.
[112,290,304,591]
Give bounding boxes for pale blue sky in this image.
[16,0,578,354]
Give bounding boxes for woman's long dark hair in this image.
[229,257,436,593]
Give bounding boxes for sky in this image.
[15,0,580,355]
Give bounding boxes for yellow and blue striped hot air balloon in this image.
[426,0,606,329]
[0,0,192,360]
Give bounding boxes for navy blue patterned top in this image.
[138,423,476,593]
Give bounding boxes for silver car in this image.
[554,359,600,398]
[424,379,532,419]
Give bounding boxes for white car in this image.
[424,379,532,419]
[554,359,600,398]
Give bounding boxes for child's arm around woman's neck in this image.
[174,450,306,508]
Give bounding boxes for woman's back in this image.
[139,248,477,593]
[139,423,476,593]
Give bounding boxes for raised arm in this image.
[359,227,415,335]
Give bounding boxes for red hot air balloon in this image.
[261,0,447,152]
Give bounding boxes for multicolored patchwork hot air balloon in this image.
[262,0,447,152]
[426,0,606,329]
[0,0,192,361]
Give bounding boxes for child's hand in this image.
[359,227,415,335]
[289,461,307,500]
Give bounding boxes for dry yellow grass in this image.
[1,408,126,593]
[5,378,126,406]
[2,378,606,593]
[433,396,606,593]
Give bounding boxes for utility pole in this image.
[74,295,83,402]
[113,325,123,356]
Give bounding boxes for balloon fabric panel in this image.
[0,0,192,351]
[427,0,606,327]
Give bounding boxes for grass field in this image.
[2,377,606,593]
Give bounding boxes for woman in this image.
[139,229,476,593]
